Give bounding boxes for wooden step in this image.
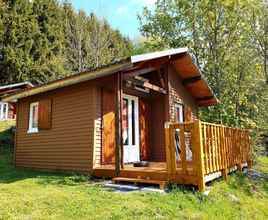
[112,177,167,190]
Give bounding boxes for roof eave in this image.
[2,61,132,102]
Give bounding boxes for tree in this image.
[139,0,268,131]
[247,0,268,84]
[31,0,66,83]
[0,0,39,84]
[0,0,133,85]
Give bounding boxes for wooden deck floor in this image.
[93,162,195,182]
[92,161,248,190]
[93,162,168,181]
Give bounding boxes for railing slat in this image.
[212,125,217,172]
[218,126,221,169]
[178,124,187,175]
[207,125,212,174]
[202,124,209,174]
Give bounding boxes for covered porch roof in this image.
[2,48,218,107]
[129,48,218,106]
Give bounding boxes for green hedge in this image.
[0,120,16,150]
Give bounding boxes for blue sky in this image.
[70,0,156,39]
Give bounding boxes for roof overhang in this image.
[0,81,33,90]
[2,48,218,107]
[2,61,132,102]
[171,52,218,107]
[131,47,188,64]
[131,48,218,107]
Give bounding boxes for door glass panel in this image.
[122,98,129,145]
[131,100,135,145]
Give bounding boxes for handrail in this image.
[165,120,252,191]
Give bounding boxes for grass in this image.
[0,154,268,220]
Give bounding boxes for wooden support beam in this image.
[143,81,167,94]
[134,76,149,82]
[124,80,150,94]
[164,122,177,181]
[195,96,215,101]
[193,120,206,192]
[182,75,202,85]
[123,67,157,78]
[120,73,124,170]
[125,78,167,94]
[115,72,123,176]
[157,68,166,89]
[221,169,228,181]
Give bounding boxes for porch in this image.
[93,120,252,191]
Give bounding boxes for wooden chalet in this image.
[0,82,33,120]
[3,48,252,191]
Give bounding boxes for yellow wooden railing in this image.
[165,120,252,191]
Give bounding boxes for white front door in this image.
[122,94,140,163]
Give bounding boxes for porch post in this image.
[115,72,123,176]
[193,120,206,191]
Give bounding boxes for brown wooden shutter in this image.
[38,99,52,130]
[184,105,193,122]
[102,89,115,164]
[139,98,150,161]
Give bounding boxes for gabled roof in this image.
[0,81,34,99]
[2,48,218,107]
[0,81,33,90]
[131,48,188,63]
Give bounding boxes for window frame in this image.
[175,102,184,123]
[0,102,8,120]
[28,102,39,133]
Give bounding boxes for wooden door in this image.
[102,89,115,164]
[139,98,150,161]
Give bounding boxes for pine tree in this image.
[0,0,133,85]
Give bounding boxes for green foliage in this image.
[0,120,15,151]
[0,0,132,85]
[138,0,268,141]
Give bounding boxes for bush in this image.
[0,121,15,154]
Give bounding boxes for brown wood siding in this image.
[15,81,97,173]
[168,65,198,123]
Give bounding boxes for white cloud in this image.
[116,6,128,15]
[132,0,157,7]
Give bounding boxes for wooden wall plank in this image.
[15,80,97,173]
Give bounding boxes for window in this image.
[175,103,184,123]
[28,102,39,133]
[0,102,8,120]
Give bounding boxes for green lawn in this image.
[0,154,267,220]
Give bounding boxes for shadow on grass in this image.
[0,153,90,186]
[227,171,268,196]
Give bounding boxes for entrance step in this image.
[112,177,168,190]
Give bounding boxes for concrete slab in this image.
[103,182,165,193]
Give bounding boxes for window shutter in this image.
[38,99,52,129]
[184,105,192,122]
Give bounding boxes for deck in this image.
[93,120,252,191]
